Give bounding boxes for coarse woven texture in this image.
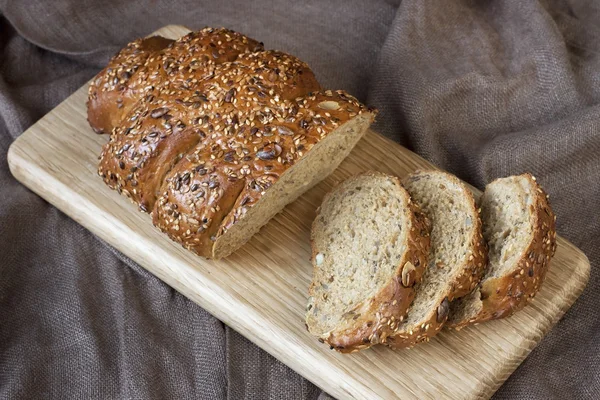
[0,0,598,399]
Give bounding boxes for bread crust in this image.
[447,174,557,329]
[91,28,374,259]
[386,170,487,349]
[87,28,263,135]
[307,172,431,353]
[87,36,175,135]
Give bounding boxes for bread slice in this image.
[447,174,557,328]
[386,170,487,348]
[306,172,431,353]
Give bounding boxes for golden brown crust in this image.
[91,28,375,258]
[97,98,206,211]
[385,298,449,349]
[152,151,245,256]
[447,174,557,329]
[308,172,431,353]
[97,47,322,212]
[87,36,174,134]
[87,28,263,135]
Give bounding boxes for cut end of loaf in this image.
[212,112,375,259]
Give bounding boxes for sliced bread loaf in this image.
[386,170,487,348]
[447,174,557,328]
[306,171,431,353]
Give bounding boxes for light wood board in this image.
[7,25,590,400]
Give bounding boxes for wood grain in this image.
[7,25,590,400]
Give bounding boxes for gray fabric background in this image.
[0,0,598,398]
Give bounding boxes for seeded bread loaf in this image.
[306,172,431,353]
[447,174,557,328]
[88,27,376,259]
[386,170,487,348]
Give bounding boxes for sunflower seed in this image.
[401,261,416,287]
[318,101,340,110]
[277,125,294,136]
[150,107,168,118]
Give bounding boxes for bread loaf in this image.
[306,172,430,353]
[88,28,376,258]
[447,174,557,328]
[386,170,487,348]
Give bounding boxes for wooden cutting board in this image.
[7,25,590,400]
